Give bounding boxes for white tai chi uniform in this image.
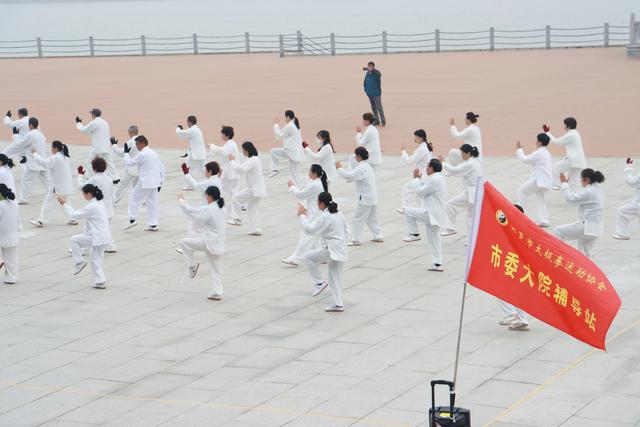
[448,124,483,165]
[229,156,267,233]
[124,147,165,227]
[176,125,206,185]
[78,172,115,251]
[112,137,139,204]
[76,117,119,181]
[183,174,223,237]
[0,199,20,284]
[400,142,432,208]
[271,121,305,186]
[3,115,29,137]
[64,198,113,285]
[338,160,382,243]
[546,129,586,189]
[0,165,15,194]
[443,157,482,235]
[516,146,552,225]
[179,199,226,297]
[299,209,349,307]
[210,139,240,221]
[286,178,325,263]
[555,182,605,257]
[31,151,74,224]
[304,143,337,182]
[615,166,640,238]
[354,125,383,171]
[404,172,447,266]
[2,129,49,202]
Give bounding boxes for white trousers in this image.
[615,200,640,238]
[89,151,119,181]
[113,171,139,204]
[128,184,159,226]
[180,237,223,296]
[289,230,320,263]
[234,188,262,232]
[304,247,343,307]
[499,300,530,324]
[0,246,18,283]
[554,222,597,257]
[20,169,49,202]
[185,158,205,188]
[516,178,549,225]
[270,148,301,186]
[405,208,442,265]
[446,191,473,234]
[552,157,581,189]
[70,234,107,284]
[221,177,240,221]
[40,193,70,224]
[350,204,382,243]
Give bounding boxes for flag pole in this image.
[452,280,468,387]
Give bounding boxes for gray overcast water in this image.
[0,0,636,39]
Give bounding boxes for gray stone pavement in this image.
[0,142,638,427]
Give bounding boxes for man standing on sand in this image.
[363,61,386,127]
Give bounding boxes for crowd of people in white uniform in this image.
[0,106,638,321]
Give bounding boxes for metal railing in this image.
[0,15,634,59]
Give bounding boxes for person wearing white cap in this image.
[612,157,640,241]
[448,112,483,166]
[0,183,20,285]
[209,126,241,223]
[397,129,433,213]
[75,108,120,182]
[110,125,140,205]
[353,113,383,171]
[270,110,305,186]
[515,134,553,227]
[176,115,206,190]
[543,117,586,190]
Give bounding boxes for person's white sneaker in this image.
[188,263,199,279]
[226,219,242,226]
[552,185,561,190]
[281,258,298,266]
[175,247,183,254]
[347,241,362,247]
[207,294,222,301]
[241,205,247,211]
[371,237,384,243]
[508,322,530,331]
[499,314,519,326]
[538,222,550,228]
[93,282,106,289]
[268,170,280,178]
[248,231,262,236]
[403,235,421,242]
[144,225,158,232]
[312,282,329,297]
[181,187,194,191]
[17,199,28,205]
[74,262,87,275]
[427,264,444,272]
[123,220,137,230]
[612,234,631,240]
[67,219,78,225]
[440,229,457,237]
[29,219,44,228]
[395,208,405,215]
[325,304,344,312]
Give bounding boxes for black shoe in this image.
[381,121,386,127]
[112,179,120,185]
[180,153,188,158]
[373,119,381,126]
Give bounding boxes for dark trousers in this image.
[368,95,386,124]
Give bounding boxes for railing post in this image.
[631,13,637,44]
[489,27,495,50]
[140,35,146,55]
[603,23,609,47]
[330,33,335,56]
[192,33,198,55]
[36,37,42,57]
[545,25,551,49]
[296,30,302,53]
[245,32,250,53]
[435,29,440,52]
[279,34,284,57]
[89,36,95,56]
[382,31,387,54]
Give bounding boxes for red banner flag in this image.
[465,179,621,350]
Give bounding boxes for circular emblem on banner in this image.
[496,209,508,226]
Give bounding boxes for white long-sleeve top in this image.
[78,172,114,218]
[179,199,226,255]
[355,125,383,165]
[210,139,240,181]
[0,165,15,193]
[112,137,139,176]
[546,129,586,169]
[63,198,113,246]
[289,178,324,218]
[298,209,349,262]
[229,156,267,197]
[0,199,20,247]
[3,116,29,137]
[2,129,48,171]
[77,117,111,154]
[560,182,605,236]
[124,147,165,189]
[516,146,552,189]
[443,157,482,202]
[624,166,640,201]
[450,124,483,159]
[407,172,448,227]
[401,142,432,171]
[176,125,206,160]
[273,121,304,162]
[304,144,337,181]
[337,160,378,206]
[31,151,74,195]
[185,174,223,205]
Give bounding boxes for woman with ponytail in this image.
[57,183,113,289]
[29,140,75,228]
[270,109,305,185]
[297,191,349,312]
[398,129,433,213]
[304,130,337,181]
[177,185,226,300]
[448,112,483,165]
[0,183,20,284]
[555,168,606,257]
[227,141,267,235]
[0,154,16,193]
[282,164,329,266]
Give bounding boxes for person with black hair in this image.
[177,186,227,300]
[228,141,267,235]
[282,164,329,266]
[29,140,75,228]
[304,130,337,181]
[297,191,349,311]
[2,116,49,204]
[336,146,383,246]
[58,184,113,289]
[543,117,586,190]
[0,183,20,284]
[78,156,116,253]
[210,126,241,222]
[76,108,120,182]
[111,125,140,205]
[176,115,207,190]
[555,168,605,257]
[398,129,433,213]
[3,108,29,138]
[270,110,305,185]
[448,112,483,165]
[515,133,553,227]
[354,113,383,171]
[363,61,386,126]
[0,154,15,193]
[613,157,640,240]
[402,159,448,272]
[439,144,482,239]
[181,161,223,206]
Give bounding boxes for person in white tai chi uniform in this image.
[0,184,20,285]
[77,157,116,253]
[3,108,29,137]
[176,115,206,189]
[297,191,349,312]
[613,157,640,240]
[336,146,383,246]
[181,161,223,206]
[555,168,605,257]
[75,108,120,182]
[209,126,241,222]
[304,130,337,182]
[354,113,383,171]
[0,155,15,194]
[515,133,553,227]
[228,141,267,235]
[110,125,140,205]
[397,129,433,213]
[270,110,305,186]
[448,112,483,165]
[401,158,447,272]
[543,117,586,190]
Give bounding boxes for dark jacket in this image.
[363,69,382,97]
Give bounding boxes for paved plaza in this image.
[0,143,638,426]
